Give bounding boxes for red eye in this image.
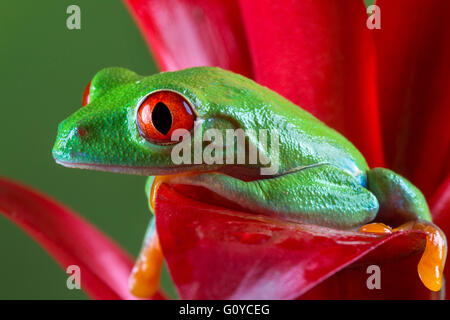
[137,90,195,143]
[82,81,91,107]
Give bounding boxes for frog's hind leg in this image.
[128,215,164,298]
[129,176,164,298]
[367,167,432,226]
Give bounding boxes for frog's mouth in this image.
[54,158,222,176]
[53,155,271,179]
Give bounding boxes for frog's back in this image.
[161,67,369,180]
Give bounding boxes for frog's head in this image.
[53,66,366,179]
[53,67,280,176]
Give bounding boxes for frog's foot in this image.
[128,231,164,298]
[359,221,447,292]
[367,168,432,225]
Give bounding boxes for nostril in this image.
[76,126,88,138]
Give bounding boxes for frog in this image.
[52,66,440,297]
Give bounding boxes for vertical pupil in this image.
[151,102,172,135]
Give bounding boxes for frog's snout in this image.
[52,117,92,165]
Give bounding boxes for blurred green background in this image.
[0,0,178,299]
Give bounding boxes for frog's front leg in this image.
[168,165,379,230]
[366,167,432,226]
[128,216,164,298]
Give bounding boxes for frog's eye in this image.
[136,90,195,144]
[82,81,91,107]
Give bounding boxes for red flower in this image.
[1,0,449,299]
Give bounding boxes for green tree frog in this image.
[52,67,444,296]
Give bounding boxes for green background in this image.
[0,0,179,299]
[0,0,374,299]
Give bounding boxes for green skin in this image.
[53,66,431,231]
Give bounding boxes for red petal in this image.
[123,0,252,77]
[0,177,166,300]
[302,252,442,300]
[431,175,450,223]
[430,175,450,297]
[238,0,384,167]
[155,183,437,299]
[375,0,450,197]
